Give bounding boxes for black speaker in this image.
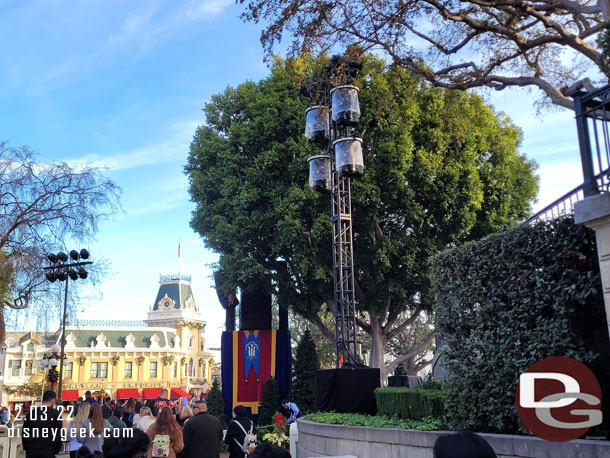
[240,288,272,330]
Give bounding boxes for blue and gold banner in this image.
[221,329,291,416]
[243,330,261,381]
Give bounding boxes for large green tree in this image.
[186,54,538,379]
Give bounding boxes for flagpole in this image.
[178,237,182,280]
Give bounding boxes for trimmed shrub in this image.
[432,217,610,434]
[291,329,319,415]
[306,412,445,431]
[258,377,280,427]
[375,387,444,420]
[421,380,443,390]
[207,378,227,428]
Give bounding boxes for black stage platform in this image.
[316,367,380,415]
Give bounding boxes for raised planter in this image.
[296,419,610,458]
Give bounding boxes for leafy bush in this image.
[421,380,443,390]
[375,387,444,420]
[258,377,280,427]
[306,412,445,431]
[433,217,610,434]
[207,378,227,428]
[291,329,319,415]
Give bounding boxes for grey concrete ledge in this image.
[574,193,610,225]
[297,419,610,458]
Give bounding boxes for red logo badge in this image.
[516,356,602,442]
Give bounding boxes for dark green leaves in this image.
[432,217,609,434]
[186,53,538,364]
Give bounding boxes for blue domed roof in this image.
[153,274,196,311]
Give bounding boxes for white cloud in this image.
[130,194,186,216]
[108,6,159,45]
[69,120,199,171]
[183,0,235,19]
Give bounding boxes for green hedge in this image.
[375,387,444,420]
[432,217,610,434]
[306,412,445,431]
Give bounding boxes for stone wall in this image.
[296,419,610,458]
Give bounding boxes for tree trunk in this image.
[0,305,5,347]
[367,317,387,383]
[406,356,416,376]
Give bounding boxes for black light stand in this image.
[305,57,380,414]
[43,249,92,401]
[305,57,363,367]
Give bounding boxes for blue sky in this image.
[0,1,584,356]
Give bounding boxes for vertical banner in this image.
[221,329,291,418]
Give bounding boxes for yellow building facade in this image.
[60,274,213,401]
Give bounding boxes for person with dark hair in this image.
[250,442,291,458]
[225,405,256,458]
[181,400,223,458]
[146,406,183,458]
[281,399,302,424]
[0,406,8,424]
[102,397,113,419]
[123,398,136,427]
[76,446,103,458]
[22,390,62,458]
[434,431,498,458]
[83,391,98,405]
[130,401,143,425]
[108,405,127,429]
[103,428,151,458]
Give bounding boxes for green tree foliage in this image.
[207,378,227,428]
[291,329,319,415]
[433,217,610,434]
[258,377,280,427]
[186,54,538,379]
[289,311,336,368]
[393,364,406,377]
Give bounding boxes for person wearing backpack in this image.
[225,405,257,458]
[146,406,184,458]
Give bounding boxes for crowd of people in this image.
[19,389,291,458]
[16,388,498,458]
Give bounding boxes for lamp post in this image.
[43,249,92,401]
[304,57,364,368]
[38,344,68,396]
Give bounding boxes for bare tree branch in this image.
[385,330,435,374]
[311,313,336,342]
[0,142,120,342]
[387,306,425,340]
[239,0,610,109]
